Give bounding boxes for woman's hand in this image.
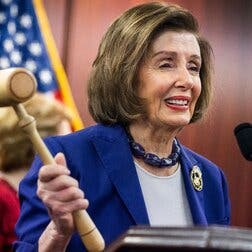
[37,152,88,250]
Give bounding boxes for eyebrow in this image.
[190,54,202,62]
[152,51,176,58]
[152,50,201,62]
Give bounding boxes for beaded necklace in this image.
[126,130,181,168]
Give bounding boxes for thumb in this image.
[54,152,67,167]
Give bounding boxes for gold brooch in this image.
[190,165,203,191]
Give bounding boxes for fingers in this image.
[37,152,88,217]
[41,174,78,191]
[48,198,89,217]
[38,185,84,204]
[55,152,67,166]
[38,153,70,183]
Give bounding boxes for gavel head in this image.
[0,68,37,106]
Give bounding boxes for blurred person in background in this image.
[0,93,72,252]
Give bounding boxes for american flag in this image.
[0,0,83,130]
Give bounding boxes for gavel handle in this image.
[13,104,105,252]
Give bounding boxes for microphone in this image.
[234,122,252,161]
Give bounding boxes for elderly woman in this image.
[14,2,230,251]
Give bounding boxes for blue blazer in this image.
[14,124,230,251]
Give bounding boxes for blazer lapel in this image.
[180,145,208,226]
[91,125,149,225]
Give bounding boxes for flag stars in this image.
[39,69,53,85]
[1,0,12,5]
[25,59,37,73]
[3,39,14,52]
[7,21,16,35]
[10,50,22,64]
[0,12,6,24]
[14,32,26,45]
[28,42,42,56]
[0,1,59,93]
[0,57,10,68]
[10,4,18,17]
[20,14,32,29]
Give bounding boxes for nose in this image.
[175,67,194,90]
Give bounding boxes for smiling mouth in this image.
[165,98,189,106]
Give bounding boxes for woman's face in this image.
[138,30,202,129]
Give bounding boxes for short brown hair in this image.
[88,2,213,125]
[0,93,73,172]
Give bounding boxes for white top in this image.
[135,162,193,226]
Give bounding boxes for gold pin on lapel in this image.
[190,165,203,191]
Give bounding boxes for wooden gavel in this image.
[0,68,105,251]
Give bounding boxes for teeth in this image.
[166,99,188,106]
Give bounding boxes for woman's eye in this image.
[190,66,200,72]
[159,62,173,69]
[188,63,200,73]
